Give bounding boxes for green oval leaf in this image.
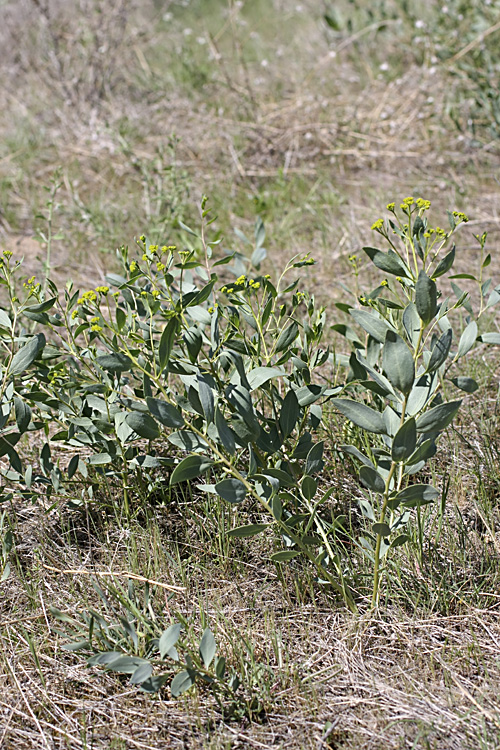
[363,247,410,277]
[457,320,477,358]
[394,484,439,502]
[215,478,247,504]
[301,475,317,500]
[130,663,154,685]
[383,330,415,395]
[215,409,236,455]
[159,623,181,659]
[275,321,299,352]
[350,309,393,344]
[146,397,184,428]
[227,523,269,538]
[480,332,500,345]
[415,270,437,324]
[197,376,215,424]
[451,376,478,393]
[416,400,461,433]
[427,328,452,373]
[390,534,409,549]
[406,438,436,467]
[331,399,386,434]
[159,318,178,371]
[199,628,217,668]
[372,522,391,537]
[392,418,417,462]
[271,550,301,562]
[403,302,421,348]
[9,333,46,375]
[279,390,299,437]
[96,353,132,373]
[170,455,214,485]
[246,366,286,391]
[359,465,386,493]
[14,397,32,433]
[171,669,195,697]
[125,412,160,440]
[432,246,455,278]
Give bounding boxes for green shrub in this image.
[0,196,498,616]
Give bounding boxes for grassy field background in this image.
[1,1,500,748]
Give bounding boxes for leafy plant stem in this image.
[371,395,408,609]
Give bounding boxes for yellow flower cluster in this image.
[249,279,260,290]
[453,211,469,223]
[91,324,103,332]
[77,290,97,304]
[23,275,38,293]
[416,198,431,210]
[156,262,165,272]
[371,219,384,231]
[151,290,160,299]
[386,202,395,211]
[95,286,109,294]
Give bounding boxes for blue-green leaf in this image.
[271,550,301,562]
[215,478,247,504]
[275,322,299,352]
[197,376,215,424]
[350,309,393,344]
[416,400,461,433]
[159,623,181,659]
[415,271,437,324]
[171,670,195,697]
[96,352,132,373]
[427,328,452,373]
[451,376,478,393]
[331,399,386,434]
[383,330,415,394]
[9,333,46,375]
[457,320,477,358]
[246,366,285,391]
[227,524,269,538]
[432,247,455,278]
[363,247,410,277]
[215,409,236,455]
[199,628,217,668]
[125,412,160,440]
[159,318,177,371]
[146,398,184,428]
[279,390,299,437]
[359,465,385,493]
[372,522,391,537]
[392,418,417,462]
[170,455,213,484]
